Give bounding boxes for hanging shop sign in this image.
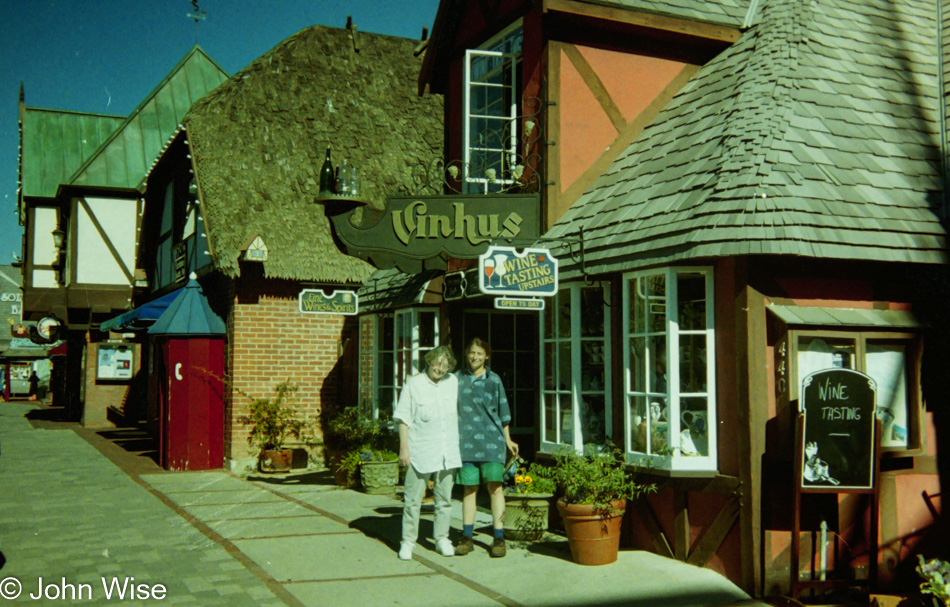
[327,195,540,274]
[800,368,877,490]
[494,297,545,311]
[442,271,466,301]
[478,246,558,297]
[298,289,359,315]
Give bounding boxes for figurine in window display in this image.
[455,338,519,558]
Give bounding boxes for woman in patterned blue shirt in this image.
[454,338,519,557]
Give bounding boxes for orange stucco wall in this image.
[558,46,687,193]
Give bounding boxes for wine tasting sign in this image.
[478,246,558,297]
[327,195,540,273]
[800,368,877,490]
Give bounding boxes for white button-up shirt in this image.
[394,371,461,474]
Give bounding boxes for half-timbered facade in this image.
[401,0,947,597]
[17,47,229,424]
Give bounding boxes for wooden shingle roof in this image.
[183,26,443,282]
[596,0,755,28]
[546,0,948,279]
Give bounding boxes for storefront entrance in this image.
[461,309,539,458]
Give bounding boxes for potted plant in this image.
[504,460,556,541]
[237,381,316,473]
[917,555,950,607]
[324,406,400,492]
[551,446,656,565]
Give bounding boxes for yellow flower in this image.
[523,475,533,485]
[515,475,524,484]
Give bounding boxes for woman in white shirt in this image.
[394,345,462,560]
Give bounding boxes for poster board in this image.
[97,345,134,380]
[800,368,877,490]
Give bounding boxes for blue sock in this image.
[493,527,504,539]
[463,524,474,538]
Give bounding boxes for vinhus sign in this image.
[328,195,540,273]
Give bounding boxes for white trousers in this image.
[401,465,455,546]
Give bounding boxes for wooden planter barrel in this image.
[556,498,626,566]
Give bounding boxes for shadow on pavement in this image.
[247,469,337,486]
[96,428,159,465]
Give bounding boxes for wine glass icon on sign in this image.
[484,258,495,289]
[492,253,508,288]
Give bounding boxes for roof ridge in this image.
[66,46,229,186]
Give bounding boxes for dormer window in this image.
[463,23,523,194]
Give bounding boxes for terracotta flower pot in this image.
[556,498,626,566]
[504,492,553,541]
[259,448,293,473]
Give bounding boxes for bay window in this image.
[623,268,717,472]
[540,282,612,453]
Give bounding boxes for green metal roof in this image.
[546,0,948,279]
[70,46,228,190]
[19,109,125,199]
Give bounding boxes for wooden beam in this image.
[543,0,742,43]
[554,63,699,221]
[634,498,674,559]
[688,493,741,567]
[673,488,690,561]
[561,43,626,132]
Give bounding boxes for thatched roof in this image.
[184,25,444,282]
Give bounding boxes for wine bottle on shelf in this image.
[319,146,334,193]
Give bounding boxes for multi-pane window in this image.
[623,268,716,472]
[462,310,538,433]
[463,24,522,194]
[540,283,612,453]
[365,308,439,419]
[792,331,920,451]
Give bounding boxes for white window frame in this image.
[363,308,440,420]
[463,22,522,194]
[539,282,612,454]
[623,267,717,473]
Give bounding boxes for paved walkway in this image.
[0,400,769,606]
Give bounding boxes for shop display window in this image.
[540,282,611,454]
[362,308,440,419]
[785,330,921,453]
[623,268,717,473]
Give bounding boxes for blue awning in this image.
[99,288,184,332]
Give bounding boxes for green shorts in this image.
[456,461,505,486]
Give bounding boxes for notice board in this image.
[800,368,877,490]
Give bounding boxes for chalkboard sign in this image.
[800,368,877,490]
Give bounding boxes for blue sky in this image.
[0,0,440,266]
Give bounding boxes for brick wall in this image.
[225,274,358,463]
[358,315,376,415]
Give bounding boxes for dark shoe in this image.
[455,536,474,556]
[490,537,506,558]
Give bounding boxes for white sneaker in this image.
[398,542,414,561]
[435,538,455,557]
